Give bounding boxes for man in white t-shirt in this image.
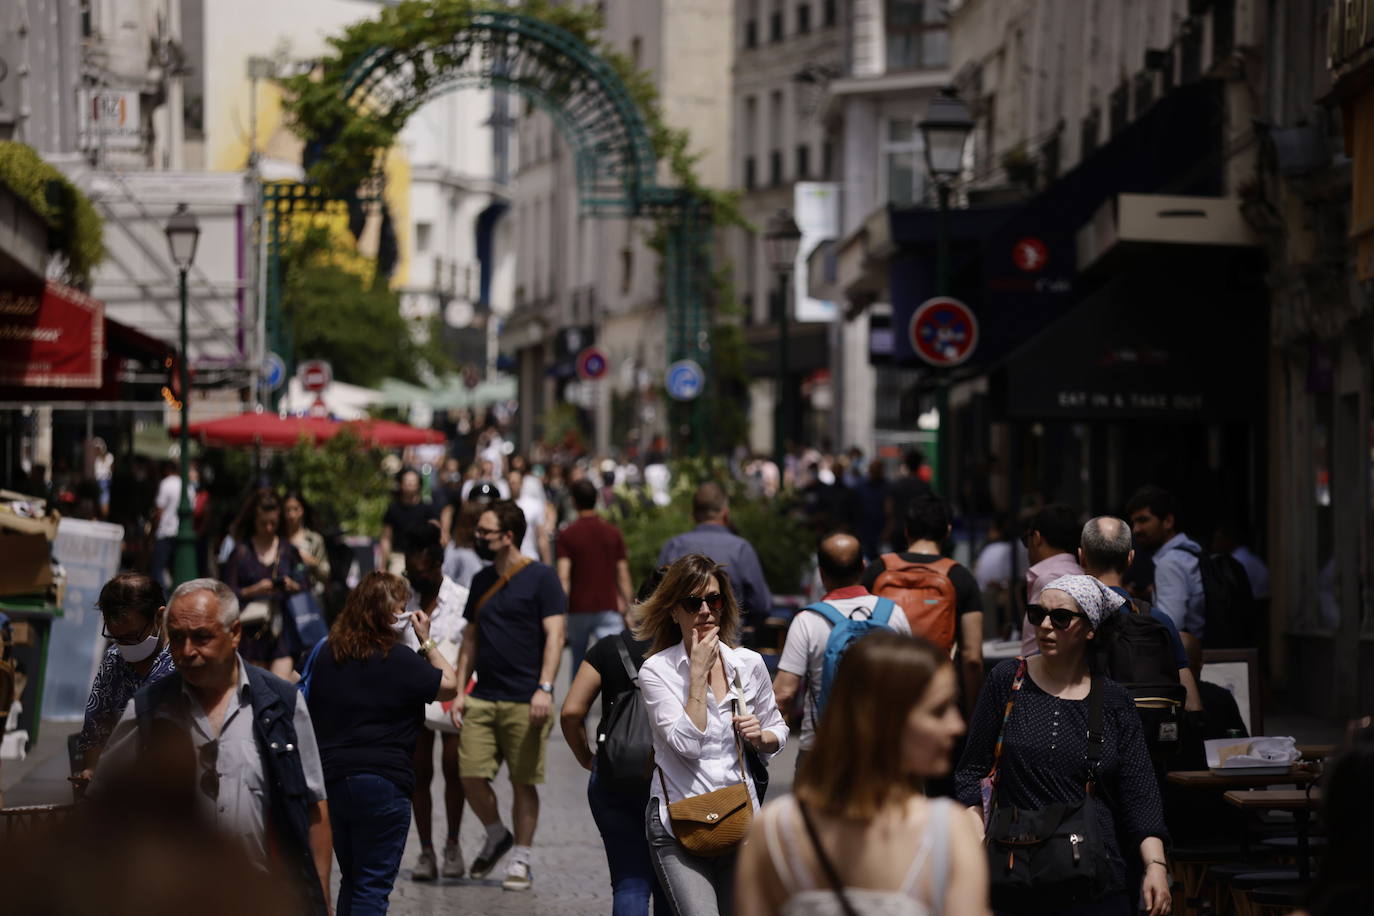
[150,461,187,589]
[772,532,910,772]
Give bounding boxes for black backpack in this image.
[1103,599,1186,758]
[595,632,654,795]
[1177,543,1257,648]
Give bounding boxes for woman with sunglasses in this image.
[637,553,789,916]
[73,572,177,787]
[955,575,1171,916]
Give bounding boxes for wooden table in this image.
[1166,767,1318,789]
[1298,743,1337,761]
[1225,789,1323,881]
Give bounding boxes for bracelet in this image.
[1146,859,1168,870]
[418,638,438,654]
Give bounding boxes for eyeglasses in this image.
[101,617,155,646]
[199,740,219,801]
[677,593,725,614]
[473,527,505,538]
[1026,604,1088,630]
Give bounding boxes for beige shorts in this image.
[458,696,553,784]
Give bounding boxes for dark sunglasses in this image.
[1026,604,1088,630]
[199,740,219,801]
[677,593,725,614]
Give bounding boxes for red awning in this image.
[0,280,104,388]
[175,411,442,448]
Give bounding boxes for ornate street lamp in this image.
[764,209,802,473]
[165,203,200,587]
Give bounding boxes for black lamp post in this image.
[165,202,201,586]
[764,209,802,474]
[917,87,973,496]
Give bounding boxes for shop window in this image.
[882,118,924,205]
[885,1,948,71]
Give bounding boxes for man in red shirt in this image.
[555,478,634,673]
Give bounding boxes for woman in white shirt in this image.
[736,632,987,916]
[637,553,789,916]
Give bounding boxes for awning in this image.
[172,411,444,449]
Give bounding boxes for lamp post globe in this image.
[165,202,200,587]
[763,208,802,272]
[918,86,974,181]
[764,209,803,473]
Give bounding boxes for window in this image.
[744,156,757,189]
[769,90,785,184]
[415,222,432,253]
[1080,109,1101,158]
[770,149,784,185]
[742,94,758,188]
[771,1,784,41]
[745,18,758,48]
[822,139,835,179]
[797,3,811,34]
[885,1,948,71]
[823,0,837,27]
[796,143,811,179]
[881,118,924,205]
[631,36,643,68]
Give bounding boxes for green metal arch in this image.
[340,9,662,216]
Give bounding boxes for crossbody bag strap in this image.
[615,631,639,686]
[473,556,532,617]
[729,664,750,784]
[796,799,860,916]
[1085,674,1106,789]
[986,657,1028,805]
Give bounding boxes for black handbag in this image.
[595,632,654,794]
[984,675,1116,913]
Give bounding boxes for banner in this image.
[0,281,104,387]
[43,518,125,721]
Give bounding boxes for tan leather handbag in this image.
[657,725,754,857]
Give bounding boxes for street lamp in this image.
[764,209,802,474]
[165,202,200,587]
[917,87,973,497]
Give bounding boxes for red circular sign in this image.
[1012,237,1049,273]
[909,297,979,368]
[299,359,332,392]
[576,347,609,381]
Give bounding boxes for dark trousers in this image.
[329,774,412,916]
[150,536,175,590]
[587,766,668,916]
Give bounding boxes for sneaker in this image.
[441,840,465,878]
[468,827,514,879]
[411,847,438,882]
[502,860,532,891]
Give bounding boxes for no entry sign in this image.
[909,297,979,368]
[576,347,609,381]
[299,359,333,392]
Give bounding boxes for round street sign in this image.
[576,346,609,381]
[665,359,705,401]
[1012,236,1049,273]
[909,297,979,368]
[299,359,333,392]
[263,353,286,392]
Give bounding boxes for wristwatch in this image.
[538,681,555,694]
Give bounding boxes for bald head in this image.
[817,532,864,587]
[1079,516,1134,576]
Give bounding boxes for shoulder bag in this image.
[731,666,770,803]
[982,660,1116,913]
[595,631,654,793]
[656,720,753,858]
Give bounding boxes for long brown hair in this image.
[795,631,949,819]
[633,554,742,656]
[330,571,408,662]
[232,487,281,545]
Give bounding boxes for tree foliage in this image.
[284,429,393,538]
[0,141,104,288]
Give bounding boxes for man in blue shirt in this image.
[1127,486,1206,643]
[658,482,772,621]
[1081,515,1202,713]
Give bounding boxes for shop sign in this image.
[77,88,142,151]
[0,281,104,387]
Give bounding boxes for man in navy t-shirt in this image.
[452,499,566,891]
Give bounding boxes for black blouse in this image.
[955,659,1168,891]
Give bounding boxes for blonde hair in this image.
[633,554,742,656]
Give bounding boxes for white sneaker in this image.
[411,847,438,881]
[501,860,532,891]
[441,841,465,878]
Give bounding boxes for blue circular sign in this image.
[264,352,287,391]
[665,359,705,401]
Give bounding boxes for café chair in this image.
[1226,870,1302,916]
[1246,882,1308,916]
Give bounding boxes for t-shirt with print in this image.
[556,515,628,614]
[859,552,983,641]
[777,587,912,751]
[585,630,653,739]
[307,645,442,794]
[464,561,567,702]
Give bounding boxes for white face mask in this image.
[392,609,413,633]
[116,628,161,663]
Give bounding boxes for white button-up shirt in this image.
[639,640,788,838]
[401,575,470,651]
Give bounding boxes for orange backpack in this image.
[871,554,958,653]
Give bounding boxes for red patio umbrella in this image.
[343,419,445,447]
[173,412,442,449]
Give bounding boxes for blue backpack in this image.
[804,597,898,717]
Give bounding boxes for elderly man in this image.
[97,579,331,914]
[658,482,773,622]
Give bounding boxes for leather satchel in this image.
[658,725,754,858]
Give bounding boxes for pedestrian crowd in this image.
[43,440,1371,916]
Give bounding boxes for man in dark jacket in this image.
[658,482,772,621]
[96,578,332,914]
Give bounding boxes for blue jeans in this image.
[328,774,412,916]
[588,766,667,916]
[567,610,625,674]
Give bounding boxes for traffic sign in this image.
[298,359,333,392]
[1012,237,1049,273]
[576,347,609,381]
[665,359,705,401]
[909,297,979,368]
[263,353,286,391]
